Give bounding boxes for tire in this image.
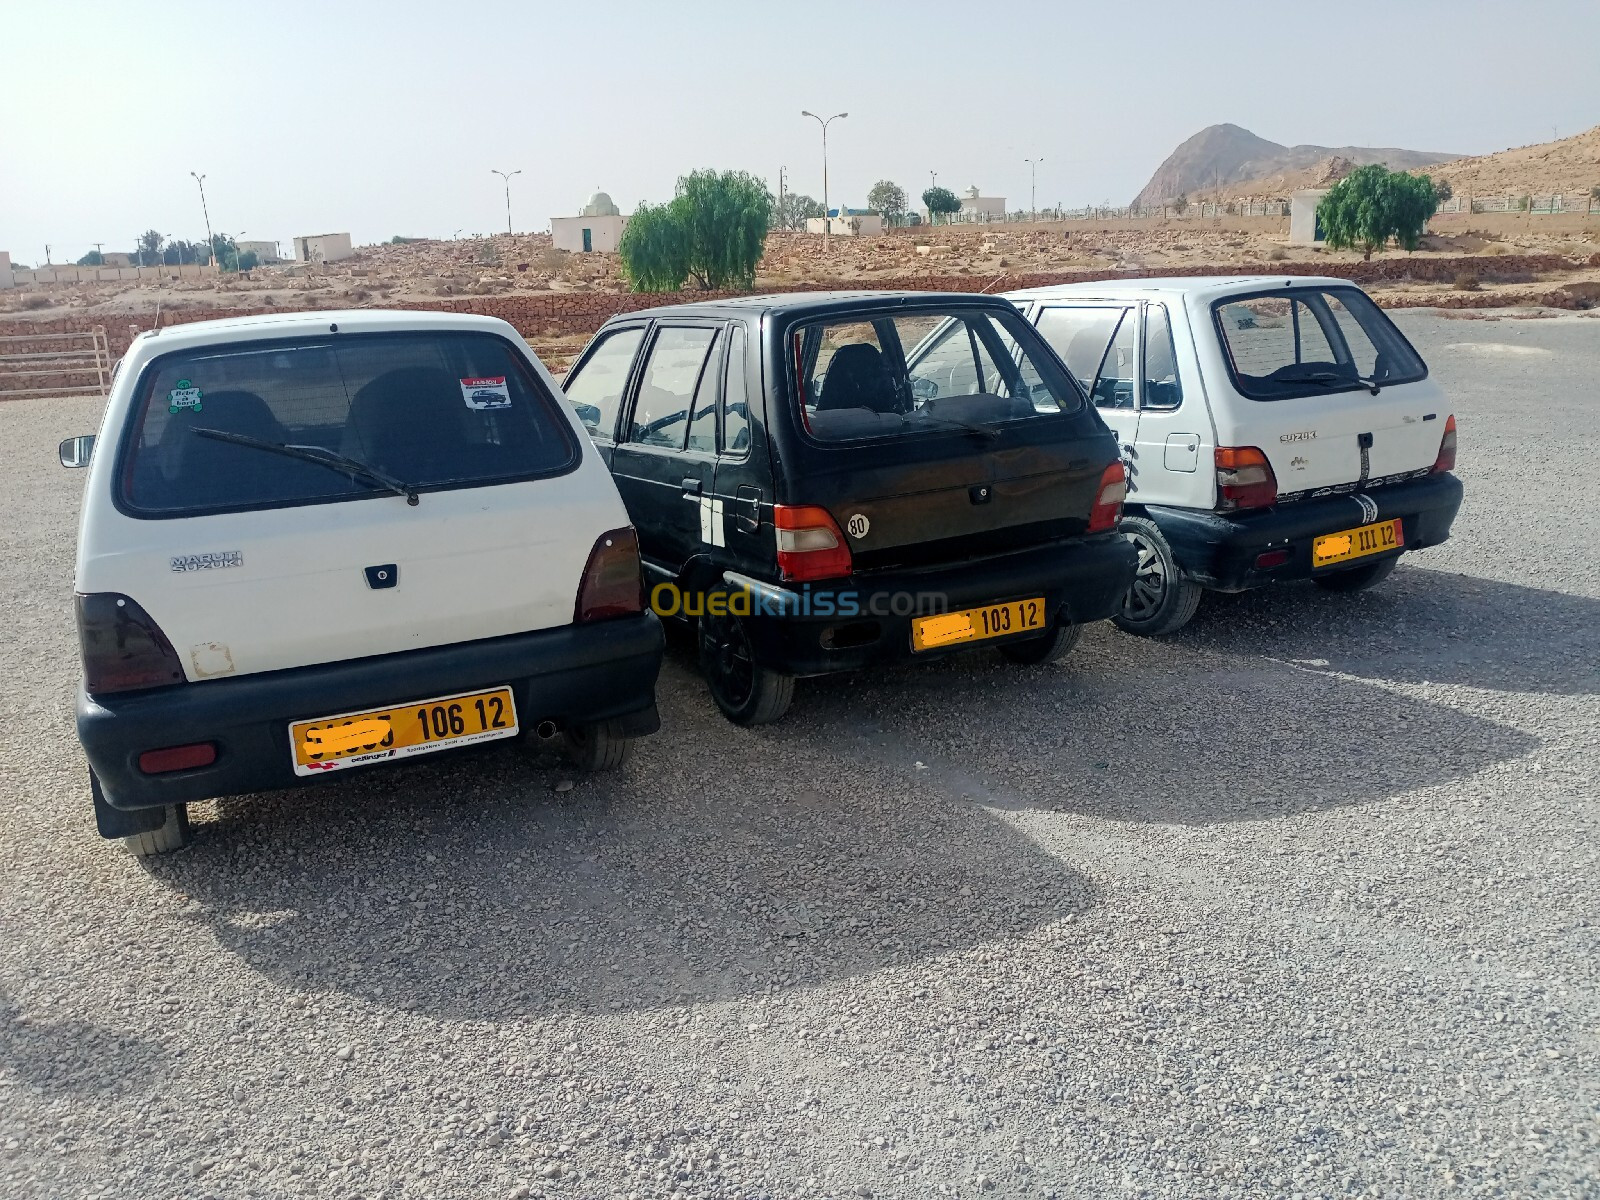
[1314,555,1399,593]
[564,720,633,772]
[998,621,1082,665]
[700,611,795,726]
[122,805,191,857]
[1111,516,1203,637]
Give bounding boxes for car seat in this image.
[156,390,291,507]
[815,343,900,414]
[343,367,469,481]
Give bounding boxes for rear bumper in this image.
[1147,472,1464,592]
[78,614,664,815]
[726,531,1137,676]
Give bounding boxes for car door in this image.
[1127,300,1212,508]
[1034,301,1138,476]
[611,322,723,575]
[709,321,773,575]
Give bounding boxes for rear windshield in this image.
[119,331,579,516]
[1213,286,1426,401]
[790,306,1083,443]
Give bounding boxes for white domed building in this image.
[551,190,630,253]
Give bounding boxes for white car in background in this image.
[1006,277,1464,634]
[61,310,662,855]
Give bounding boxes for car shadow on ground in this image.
[145,673,1098,1020]
[0,990,169,1098]
[1177,564,1600,697]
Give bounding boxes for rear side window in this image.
[1214,287,1426,400]
[721,325,751,455]
[1142,304,1184,411]
[564,326,644,438]
[120,331,579,517]
[792,306,1080,443]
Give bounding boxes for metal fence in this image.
[0,326,110,400]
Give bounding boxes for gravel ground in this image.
[2,311,1596,1199]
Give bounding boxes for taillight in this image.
[77,593,186,695]
[1432,414,1457,474]
[139,743,217,774]
[773,504,853,582]
[574,527,645,622]
[1086,461,1127,533]
[1215,446,1278,511]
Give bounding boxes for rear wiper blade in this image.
[191,428,420,506]
[1299,371,1382,396]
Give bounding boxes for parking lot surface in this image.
[2,311,1596,1199]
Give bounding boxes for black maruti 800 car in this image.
[561,291,1138,724]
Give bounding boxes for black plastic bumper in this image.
[1146,472,1464,592]
[725,531,1137,677]
[78,614,664,817]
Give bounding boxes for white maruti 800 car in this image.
[1005,277,1463,634]
[61,310,663,856]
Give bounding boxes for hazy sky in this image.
[4,0,1597,263]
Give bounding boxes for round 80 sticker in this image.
[846,513,870,539]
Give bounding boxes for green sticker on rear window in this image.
[168,379,203,415]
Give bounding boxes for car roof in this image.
[127,308,519,354]
[1005,275,1356,305]
[600,290,1017,323]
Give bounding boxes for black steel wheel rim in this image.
[706,616,756,708]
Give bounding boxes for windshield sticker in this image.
[167,379,203,415]
[171,550,243,572]
[460,376,511,410]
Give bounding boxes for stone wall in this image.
[2,253,1594,369]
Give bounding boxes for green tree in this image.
[619,170,774,293]
[775,192,824,231]
[1432,177,1453,205]
[867,180,908,227]
[617,201,691,292]
[1316,164,1440,260]
[922,186,961,224]
[136,229,165,266]
[76,250,104,266]
[1171,193,1189,215]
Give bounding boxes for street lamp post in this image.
[492,169,521,236]
[1025,158,1043,221]
[189,172,214,264]
[800,110,847,242]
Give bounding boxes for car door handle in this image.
[681,478,702,497]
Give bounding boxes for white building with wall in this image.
[0,251,11,289]
[551,192,630,253]
[804,214,885,236]
[956,186,1006,223]
[293,232,353,263]
[1289,190,1329,245]
[238,239,283,263]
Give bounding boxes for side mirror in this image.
[59,435,95,468]
[911,377,939,402]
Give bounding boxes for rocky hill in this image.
[1423,124,1600,198]
[1132,123,1456,205]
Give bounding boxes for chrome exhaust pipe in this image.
[534,720,559,740]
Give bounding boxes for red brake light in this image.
[76,593,186,695]
[1432,414,1457,474]
[1215,446,1278,511]
[773,504,853,582]
[139,743,217,775]
[575,526,645,622]
[1087,461,1127,533]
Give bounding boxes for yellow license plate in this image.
[911,596,1048,653]
[289,686,518,776]
[1313,517,1404,569]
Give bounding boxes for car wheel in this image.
[1314,556,1399,592]
[1111,517,1203,636]
[700,612,795,726]
[122,805,191,857]
[998,622,1082,665]
[564,720,633,771]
